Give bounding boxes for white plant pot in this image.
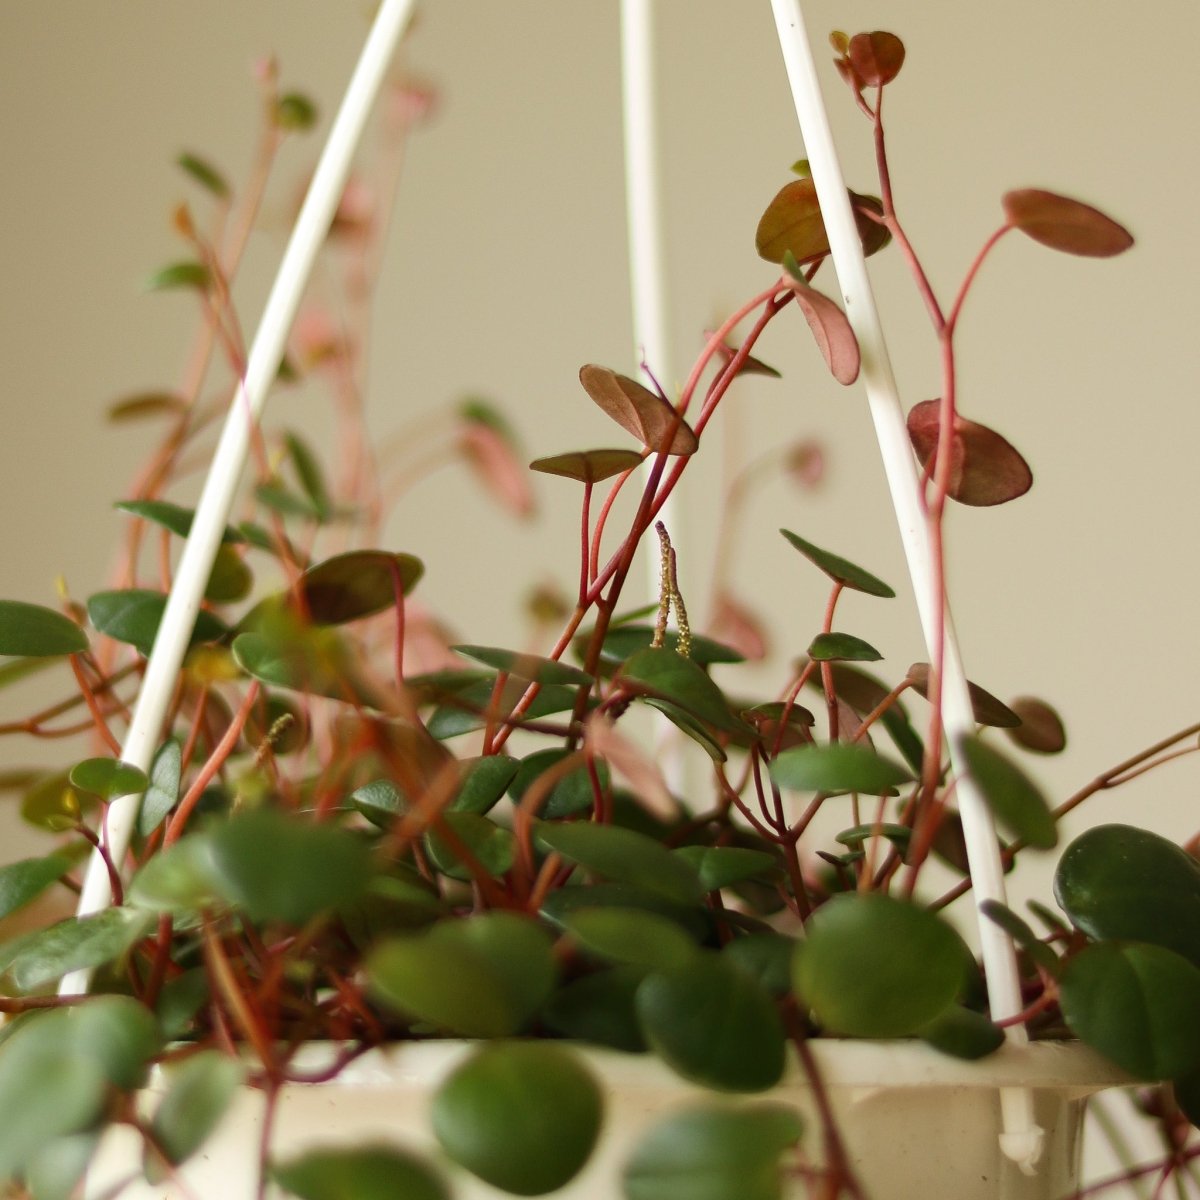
[89,1040,1128,1200]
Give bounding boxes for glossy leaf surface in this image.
[87,590,226,658]
[578,365,697,455]
[1059,942,1200,1079]
[69,758,148,802]
[564,906,698,969]
[139,740,182,837]
[0,600,87,657]
[807,632,882,662]
[0,908,153,993]
[674,845,778,891]
[1055,824,1200,967]
[636,955,785,1092]
[618,646,747,735]
[433,1043,602,1196]
[794,893,965,1036]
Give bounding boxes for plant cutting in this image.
[0,10,1197,1200]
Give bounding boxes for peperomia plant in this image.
[0,26,1197,1200]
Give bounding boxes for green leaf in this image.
[564,906,698,969]
[619,646,748,735]
[432,1043,602,1196]
[176,152,230,199]
[835,823,912,853]
[69,758,148,801]
[919,1006,1005,1060]
[673,845,778,891]
[350,778,405,828]
[722,934,797,998]
[367,913,555,1037]
[539,883,709,943]
[284,431,333,521]
[1054,824,1200,968]
[530,448,645,483]
[623,1103,802,1200]
[70,995,163,1090]
[274,1146,448,1200]
[793,893,966,1037]
[0,908,153,993]
[780,529,894,597]
[452,644,592,686]
[106,390,186,423]
[425,813,515,882]
[128,836,224,915]
[536,820,703,905]
[0,600,87,657]
[19,772,92,832]
[426,679,582,740]
[578,365,697,456]
[205,810,373,926]
[542,964,647,1052]
[807,632,882,662]
[1059,942,1200,1079]
[509,749,608,819]
[87,590,227,658]
[145,260,211,291]
[139,740,182,837]
[115,499,244,544]
[957,734,1056,849]
[148,1052,245,1177]
[204,544,253,604]
[24,1132,98,1200]
[0,1014,108,1178]
[453,755,520,814]
[0,850,81,921]
[979,900,1060,975]
[769,743,911,796]
[590,624,744,667]
[232,627,369,705]
[275,92,318,130]
[637,955,786,1092]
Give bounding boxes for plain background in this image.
[0,0,1197,1173]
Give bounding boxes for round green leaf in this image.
[618,646,748,735]
[957,734,1056,849]
[24,1132,98,1200]
[673,845,778,891]
[1054,824,1200,968]
[530,448,645,483]
[275,91,318,130]
[769,743,911,796]
[206,810,373,925]
[368,913,555,1037]
[0,600,87,657]
[432,1043,602,1196]
[564,906,698,969]
[918,1005,1005,1061]
[87,590,226,658]
[1060,942,1200,1079]
[69,995,163,1090]
[539,883,709,943]
[128,835,224,915]
[509,749,606,818]
[350,778,405,828]
[453,755,520,814]
[69,757,148,802]
[204,544,253,603]
[0,907,154,993]
[148,1051,246,1175]
[425,812,515,882]
[19,771,93,832]
[794,893,966,1036]
[623,1102,802,1200]
[536,820,703,905]
[636,955,785,1092]
[139,740,182,837]
[807,632,882,662]
[274,1146,448,1200]
[542,964,647,1052]
[779,529,894,597]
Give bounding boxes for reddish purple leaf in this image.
[705,332,781,380]
[1002,189,1133,258]
[1006,697,1067,755]
[907,400,1032,507]
[578,366,698,456]
[847,32,906,87]
[782,267,860,385]
[755,180,890,266]
[907,664,1021,729]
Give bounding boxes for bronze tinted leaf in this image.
[756,180,890,265]
[706,333,781,380]
[847,32,906,87]
[296,551,424,625]
[1007,697,1067,754]
[529,449,644,484]
[577,366,697,455]
[1003,189,1133,258]
[907,664,1021,728]
[782,257,860,385]
[907,400,1032,506]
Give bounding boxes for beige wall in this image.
[0,0,1197,1142]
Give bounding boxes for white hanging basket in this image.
[88,1039,1128,1200]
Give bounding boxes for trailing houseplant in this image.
[0,22,1197,1200]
